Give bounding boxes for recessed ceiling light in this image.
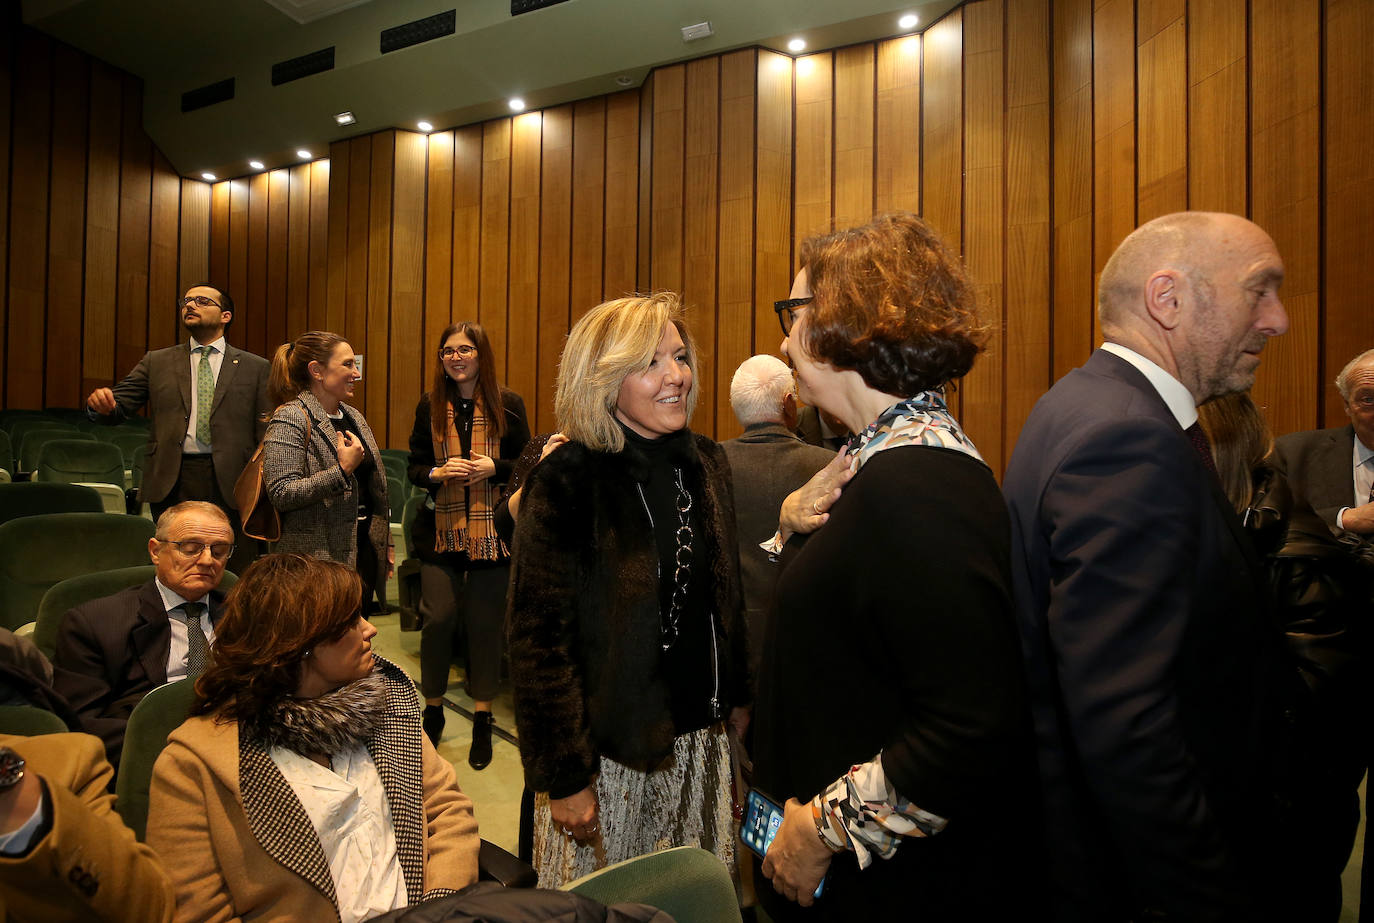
[248,160,264,170]
[787,37,806,53]
[296,149,312,160]
[508,98,526,112]
[334,111,356,126]
[417,120,433,132]
[200,172,216,181]
[898,13,919,29]
[615,75,634,88]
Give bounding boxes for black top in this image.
[331,411,374,521]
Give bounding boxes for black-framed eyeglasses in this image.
[774,297,813,336]
[159,539,236,561]
[180,295,222,309]
[440,345,477,359]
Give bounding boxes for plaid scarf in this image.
[432,398,506,560]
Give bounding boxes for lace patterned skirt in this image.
[531,723,738,889]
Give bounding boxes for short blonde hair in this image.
[554,293,699,452]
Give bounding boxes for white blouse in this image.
[270,743,409,923]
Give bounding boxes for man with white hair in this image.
[721,355,834,683]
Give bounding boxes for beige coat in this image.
[146,661,478,923]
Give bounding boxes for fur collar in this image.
[245,671,387,756]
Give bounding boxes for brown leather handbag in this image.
[234,402,310,542]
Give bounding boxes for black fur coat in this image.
[506,432,749,799]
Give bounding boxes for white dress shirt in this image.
[183,334,226,455]
[154,579,216,682]
[1100,342,1198,429]
[270,743,408,923]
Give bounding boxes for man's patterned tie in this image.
[195,346,214,445]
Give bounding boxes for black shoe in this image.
[469,711,495,771]
[423,705,445,747]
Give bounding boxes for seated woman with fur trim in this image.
[147,553,479,923]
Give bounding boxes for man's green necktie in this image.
[195,346,214,445]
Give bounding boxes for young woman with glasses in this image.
[406,322,529,768]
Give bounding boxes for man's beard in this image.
[183,315,221,339]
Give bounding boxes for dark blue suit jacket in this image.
[1003,349,1293,921]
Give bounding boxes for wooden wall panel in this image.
[244,173,269,358]
[603,91,640,300]
[285,165,309,339]
[82,63,122,395]
[210,180,230,293]
[683,58,720,434]
[716,49,756,437]
[1324,0,1374,427]
[650,65,686,293]
[424,131,454,356]
[325,140,350,335]
[1187,0,1247,213]
[0,29,10,397]
[754,51,793,358]
[538,106,574,432]
[507,113,543,412]
[115,75,151,381]
[265,168,289,349]
[569,99,606,319]
[876,37,921,214]
[921,10,963,253]
[228,178,251,359]
[179,180,211,308]
[478,121,511,360]
[793,52,833,250]
[1051,0,1094,379]
[363,132,394,424]
[45,44,89,407]
[834,45,875,225]
[1135,2,1186,221]
[308,161,330,332]
[389,130,426,448]
[451,126,482,322]
[1249,0,1320,435]
[148,154,180,351]
[7,32,51,407]
[344,139,371,402]
[1093,0,1136,310]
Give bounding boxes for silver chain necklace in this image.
[662,466,694,651]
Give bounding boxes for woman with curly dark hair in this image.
[146,553,479,923]
[750,213,1036,919]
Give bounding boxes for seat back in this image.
[0,482,104,525]
[0,429,11,476]
[563,846,742,922]
[0,705,70,736]
[379,448,409,478]
[19,429,94,473]
[387,474,407,524]
[36,439,126,488]
[116,677,199,841]
[6,416,69,445]
[109,430,152,468]
[0,513,156,631]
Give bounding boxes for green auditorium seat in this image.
[108,431,152,468]
[0,412,59,437]
[116,676,198,841]
[0,705,69,736]
[37,439,126,489]
[564,847,742,922]
[380,451,408,484]
[18,428,94,474]
[8,417,75,449]
[0,513,156,631]
[0,430,11,477]
[0,482,104,525]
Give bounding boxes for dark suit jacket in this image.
[1273,424,1361,533]
[50,581,225,769]
[720,423,833,684]
[93,341,272,505]
[1002,349,1293,921]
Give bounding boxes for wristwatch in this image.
[0,747,25,792]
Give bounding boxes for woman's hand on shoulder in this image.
[778,447,853,542]
[539,432,570,463]
[549,785,600,843]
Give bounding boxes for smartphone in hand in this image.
[740,788,826,899]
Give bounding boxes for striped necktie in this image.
[182,602,209,678]
[194,346,215,445]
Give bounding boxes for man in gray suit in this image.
[1275,348,1374,538]
[721,355,834,685]
[86,283,271,575]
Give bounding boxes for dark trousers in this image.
[419,560,510,702]
[356,517,381,615]
[150,454,259,578]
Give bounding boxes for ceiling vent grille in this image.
[181,78,236,113]
[272,47,336,85]
[511,0,573,14]
[380,10,456,53]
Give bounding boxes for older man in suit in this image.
[51,502,233,771]
[721,355,834,685]
[1003,212,1299,921]
[86,283,271,576]
[1275,349,1374,537]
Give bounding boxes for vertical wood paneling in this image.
[961,0,1005,472]
[8,33,51,407]
[115,75,151,382]
[876,36,921,215]
[285,164,310,339]
[265,168,289,349]
[344,139,371,388]
[148,154,180,351]
[793,51,833,250]
[308,161,330,332]
[82,62,121,394]
[650,65,686,293]
[507,112,543,412]
[538,105,573,432]
[1249,0,1320,435]
[0,29,11,398]
[683,57,720,434]
[209,180,230,291]
[637,76,654,292]
[364,132,394,425]
[179,179,210,298]
[603,90,640,300]
[1136,1,1187,221]
[1051,0,1094,378]
[570,99,606,319]
[450,125,482,320]
[716,49,756,424]
[1324,0,1374,427]
[389,130,426,448]
[921,11,963,252]
[228,178,250,354]
[1092,0,1136,309]
[754,51,793,357]
[1187,0,1247,213]
[325,140,351,335]
[834,45,875,225]
[423,131,454,357]
[244,172,269,358]
[479,120,511,362]
[46,44,89,406]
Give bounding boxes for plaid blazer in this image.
[147,657,479,922]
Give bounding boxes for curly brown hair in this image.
[193,553,363,723]
[797,212,985,395]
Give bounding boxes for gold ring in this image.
[812,499,823,515]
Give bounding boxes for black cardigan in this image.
[506,433,749,799]
[751,444,1039,919]
[406,389,531,567]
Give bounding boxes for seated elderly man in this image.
[721,355,835,684]
[52,501,234,771]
